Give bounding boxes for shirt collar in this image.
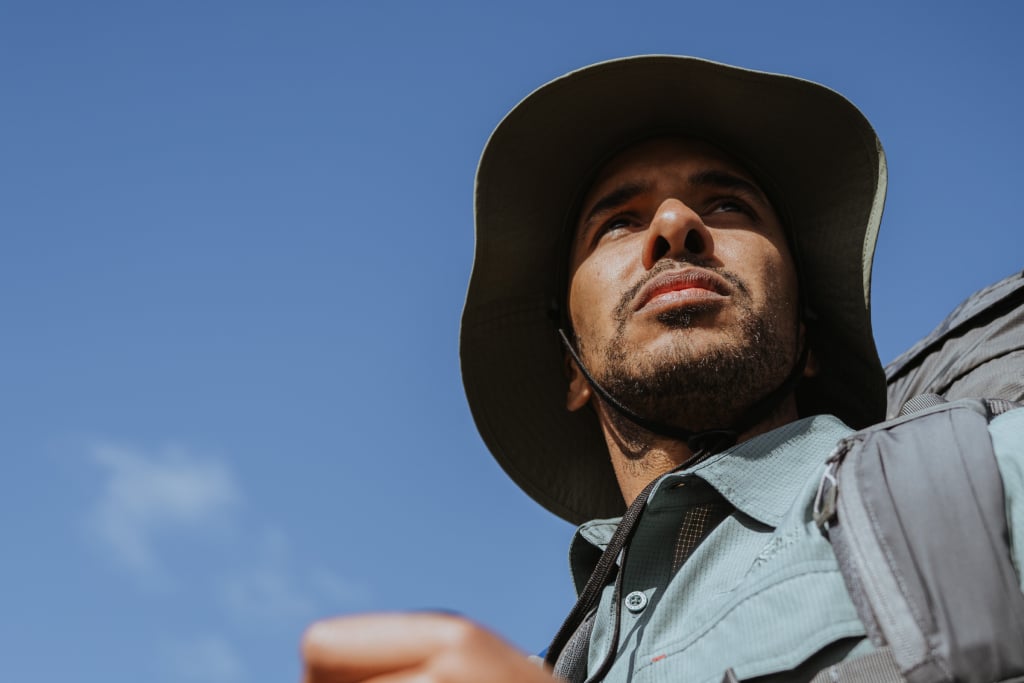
[570,414,852,582]
[679,414,851,527]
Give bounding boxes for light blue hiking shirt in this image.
[568,409,1024,683]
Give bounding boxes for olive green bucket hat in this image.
[461,55,887,525]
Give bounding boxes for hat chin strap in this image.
[557,328,809,456]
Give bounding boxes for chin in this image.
[653,301,725,328]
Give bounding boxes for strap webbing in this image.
[720,647,904,683]
[808,646,903,683]
[551,608,597,682]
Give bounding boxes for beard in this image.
[578,264,796,436]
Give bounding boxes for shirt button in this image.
[624,590,648,613]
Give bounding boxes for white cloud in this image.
[223,565,315,620]
[221,527,371,624]
[309,566,370,606]
[86,442,240,579]
[162,634,244,683]
[223,563,370,623]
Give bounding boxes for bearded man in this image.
[301,56,1024,683]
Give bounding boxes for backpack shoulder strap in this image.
[813,398,1024,683]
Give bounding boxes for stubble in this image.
[581,261,795,444]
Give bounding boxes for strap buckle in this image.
[813,449,841,531]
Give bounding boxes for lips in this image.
[633,268,731,312]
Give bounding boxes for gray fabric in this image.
[823,399,1024,683]
[886,270,1024,418]
[808,647,903,683]
[894,393,945,417]
[553,608,597,683]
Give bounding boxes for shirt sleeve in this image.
[990,406,1024,592]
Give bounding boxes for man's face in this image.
[566,137,803,431]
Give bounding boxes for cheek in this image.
[725,232,792,276]
[567,271,598,337]
[717,235,799,309]
[567,257,632,335]
[749,239,800,313]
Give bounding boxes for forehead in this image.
[579,137,763,212]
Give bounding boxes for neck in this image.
[600,396,800,506]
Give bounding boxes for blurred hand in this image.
[301,612,559,683]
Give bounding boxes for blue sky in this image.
[2,2,1022,681]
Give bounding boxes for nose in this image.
[642,198,713,270]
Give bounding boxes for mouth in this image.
[633,268,731,313]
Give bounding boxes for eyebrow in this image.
[580,170,770,228]
[688,170,769,205]
[579,180,653,229]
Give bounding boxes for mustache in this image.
[612,260,749,322]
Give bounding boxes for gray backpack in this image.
[810,397,1024,683]
[885,271,1024,414]
[805,270,1024,682]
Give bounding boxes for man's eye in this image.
[708,198,757,220]
[712,200,745,213]
[596,216,635,238]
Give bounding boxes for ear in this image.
[565,355,592,411]
[803,347,820,378]
[799,321,820,379]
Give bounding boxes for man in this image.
[302,56,1024,682]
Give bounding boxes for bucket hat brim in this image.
[461,55,887,525]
